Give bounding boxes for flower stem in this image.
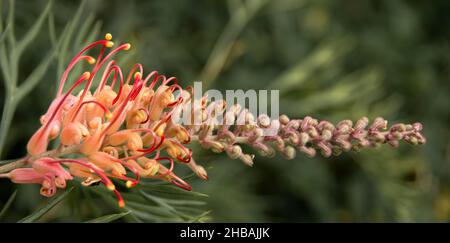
[0,157,27,174]
[0,145,79,173]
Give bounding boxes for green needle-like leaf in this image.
[0,190,17,220]
[16,0,53,57]
[18,187,73,223]
[85,211,131,223]
[139,190,191,220]
[56,0,86,79]
[16,50,57,101]
[188,210,211,223]
[0,23,10,43]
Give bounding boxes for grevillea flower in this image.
[0,33,426,208]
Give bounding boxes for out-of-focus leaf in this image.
[6,0,15,46]
[139,190,192,220]
[18,187,73,223]
[73,13,96,49]
[140,182,209,199]
[0,190,17,220]
[48,12,57,47]
[0,23,10,43]
[16,50,57,101]
[56,0,86,79]
[16,0,52,57]
[188,210,212,223]
[270,38,352,92]
[88,181,208,223]
[85,211,130,223]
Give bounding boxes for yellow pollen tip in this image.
[83,72,91,79]
[156,129,164,137]
[106,41,114,48]
[118,200,125,208]
[87,58,96,65]
[107,184,115,191]
[105,33,113,40]
[124,43,131,50]
[105,112,113,120]
[126,180,134,188]
[134,72,142,80]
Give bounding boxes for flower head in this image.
[0,33,426,207]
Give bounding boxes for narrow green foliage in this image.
[85,211,131,223]
[18,187,73,223]
[0,190,17,220]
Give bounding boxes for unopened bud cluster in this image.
[188,102,425,166]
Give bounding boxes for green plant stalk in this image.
[0,0,54,158]
[0,91,18,158]
[199,0,269,88]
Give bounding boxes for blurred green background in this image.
[0,0,449,222]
